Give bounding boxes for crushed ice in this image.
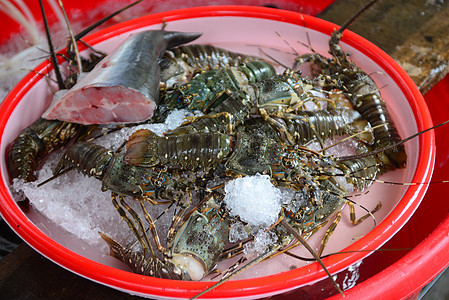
[224,174,282,228]
[12,157,132,244]
[229,221,248,243]
[96,109,201,149]
[243,230,278,257]
[11,109,196,245]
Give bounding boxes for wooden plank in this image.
[317,0,449,94]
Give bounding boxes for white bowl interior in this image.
[0,15,419,290]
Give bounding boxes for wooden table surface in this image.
[319,0,449,94]
[2,0,449,299]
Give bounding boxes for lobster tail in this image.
[55,141,113,179]
[99,232,188,280]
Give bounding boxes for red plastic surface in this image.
[0,0,335,45]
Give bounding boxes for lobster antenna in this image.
[37,166,73,187]
[259,48,290,70]
[0,0,41,45]
[191,246,281,299]
[155,201,175,221]
[335,0,379,36]
[328,170,449,186]
[280,218,344,296]
[323,247,413,258]
[299,11,312,51]
[276,31,300,57]
[287,247,413,262]
[335,119,449,162]
[329,0,379,58]
[74,0,143,41]
[38,0,65,90]
[284,251,319,262]
[57,0,83,74]
[319,123,386,152]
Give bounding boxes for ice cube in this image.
[223,174,282,228]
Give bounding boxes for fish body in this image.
[42,30,201,125]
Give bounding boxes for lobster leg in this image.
[139,200,167,253]
[111,193,154,257]
[259,108,296,145]
[317,200,382,257]
[318,211,342,257]
[348,201,382,226]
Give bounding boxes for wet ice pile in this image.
[224,174,284,257]
[224,174,282,228]
[243,230,278,256]
[13,158,130,243]
[11,109,197,245]
[96,109,200,149]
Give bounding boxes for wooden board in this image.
[317,0,449,94]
